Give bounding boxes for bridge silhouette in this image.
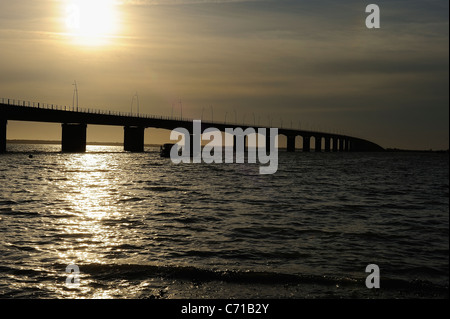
[0,98,384,153]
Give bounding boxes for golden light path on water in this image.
[55,150,143,298]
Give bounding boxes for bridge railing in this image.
[0,97,198,123]
[1,97,350,136]
[0,97,269,128]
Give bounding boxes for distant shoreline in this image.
[6,140,449,153]
[385,148,449,154]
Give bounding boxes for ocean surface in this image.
[0,144,448,299]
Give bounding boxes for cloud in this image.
[0,0,448,149]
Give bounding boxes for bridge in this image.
[0,98,384,153]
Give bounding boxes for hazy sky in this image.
[0,0,448,149]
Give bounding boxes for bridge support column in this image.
[189,134,202,159]
[232,135,237,153]
[332,137,338,152]
[324,137,331,152]
[344,139,349,152]
[315,136,322,152]
[233,135,249,153]
[339,138,344,152]
[259,132,274,155]
[62,123,86,152]
[303,135,310,152]
[286,135,296,152]
[0,119,6,153]
[124,126,145,152]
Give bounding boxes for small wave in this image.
[1,210,40,217]
[173,217,200,224]
[55,262,449,294]
[61,263,309,285]
[62,168,112,173]
[144,186,179,192]
[4,243,40,252]
[50,233,93,239]
[180,249,311,260]
[118,197,143,203]
[229,226,335,240]
[142,162,164,167]
[389,265,449,277]
[0,200,17,205]
[351,231,406,242]
[115,243,143,250]
[46,177,69,182]
[380,203,424,210]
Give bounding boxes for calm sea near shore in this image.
[0,144,448,299]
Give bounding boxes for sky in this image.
[0,0,448,149]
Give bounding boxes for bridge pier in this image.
[315,136,322,152]
[339,138,344,152]
[333,137,338,152]
[344,139,349,152]
[324,137,331,152]
[233,135,250,153]
[124,126,145,152]
[0,119,6,153]
[61,123,87,152]
[286,135,296,152]
[189,134,202,159]
[303,135,310,152]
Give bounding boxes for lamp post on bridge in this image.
[72,80,78,112]
[131,92,139,116]
[210,105,213,122]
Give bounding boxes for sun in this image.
[64,0,120,46]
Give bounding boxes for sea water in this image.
[0,144,448,298]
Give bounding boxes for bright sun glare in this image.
[64,0,120,46]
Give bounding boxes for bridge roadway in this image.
[0,98,384,153]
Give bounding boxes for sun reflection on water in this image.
[56,153,124,265]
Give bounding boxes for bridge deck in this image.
[0,98,384,152]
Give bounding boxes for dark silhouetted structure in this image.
[61,123,87,152]
[0,98,384,153]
